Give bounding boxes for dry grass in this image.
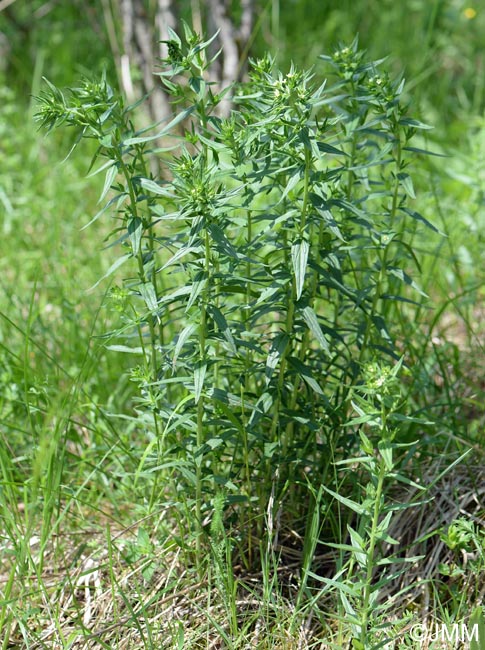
[2,452,485,649]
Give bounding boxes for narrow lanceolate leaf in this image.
[398,117,433,130]
[302,306,329,353]
[279,169,300,204]
[287,356,324,395]
[81,193,127,231]
[403,145,447,158]
[173,324,197,368]
[378,439,393,471]
[397,172,415,199]
[128,217,143,255]
[347,525,367,568]
[139,177,173,197]
[321,485,367,515]
[186,272,206,310]
[400,207,443,234]
[160,246,201,271]
[210,306,236,353]
[194,361,207,404]
[387,266,428,297]
[98,162,117,205]
[265,333,289,382]
[209,224,239,260]
[291,239,309,300]
[374,510,399,545]
[105,345,144,354]
[124,106,195,145]
[317,141,347,156]
[87,157,117,178]
[139,282,158,312]
[339,592,358,620]
[87,253,131,292]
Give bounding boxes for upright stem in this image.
[195,226,211,576]
[360,460,386,647]
[140,152,166,352]
[242,209,253,561]
[358,132,402,365]
[118,154,160,388]
[284,149,311,451]
[359,399,389,647]
[118,152,162,509]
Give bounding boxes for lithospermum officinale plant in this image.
[35,29,434,580]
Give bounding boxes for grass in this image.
[2,11,485,650]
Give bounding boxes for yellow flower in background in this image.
[463,7,477,19]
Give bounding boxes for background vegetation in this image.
[1,1,484,648]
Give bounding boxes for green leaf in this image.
[166,25,181,46]
[194,361,207,404]
[98,162,117,205]
[88,253,131,292]
[137,527,151,552]
[209,224,240,260]
[302,306,330,353]
[387,266,428,297]
[347,525,367,568]
[378,439,393,470]
[173,324,197,368]
[315,206,345,241]
[159,285,191,305]
[291,239,309,300]
[197,133,229,152]
[400,207,443,234]
[399,117,433,130]
[186,272,206,310]
[403,146,447,158]
[359,430,373,455]
[321,485,367,515]
[216,402,245,435]
[386,472,426,491]
[306,568,353,592]
[87,157,117,178]
[374,511,398,544]
[81,193,127,231]
[397,172,415,199]
[340,591,357,618]
[139,282,158,312]
[139,177,173,196]
[279,169,301,203]
[375,530,399,545]
[124,106,195,145]
[325,541,367,555]
[161,246,201,271]
[210,306,236,353]
[128,217,143,255]
[317,141,347,156]
[265,333,289,382]
[105,345,144,354]
[288,356,324,395]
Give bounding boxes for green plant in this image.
[310,359,424,649]
[34,27,436,590]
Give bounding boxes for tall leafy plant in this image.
[35,27,434,572]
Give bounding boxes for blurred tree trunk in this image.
[111,0,254,122]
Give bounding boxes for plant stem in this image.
[358,132,402,365]
[117,152,162,509]
[360,460,386,648]
[284,148,311,452]
[195,226,211,576]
